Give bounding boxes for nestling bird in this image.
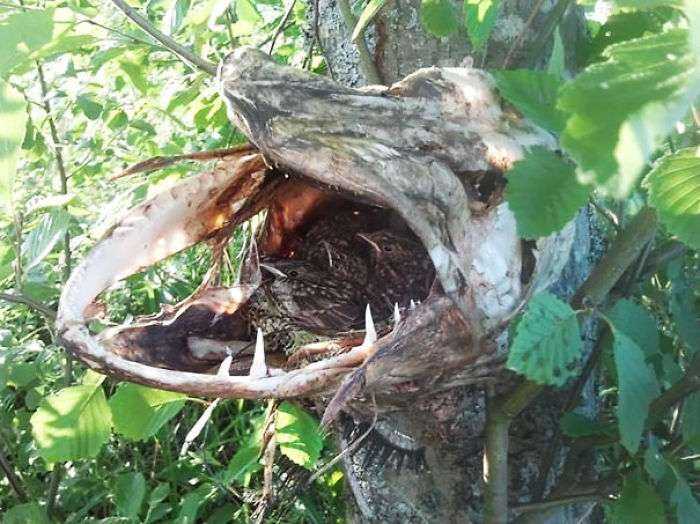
[357,230,435,317]
[244,258,365,352]
[300,206,387,286]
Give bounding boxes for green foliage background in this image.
[0,0,699,522]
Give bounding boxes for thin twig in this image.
[502,0,547,68]
[110,0,217,76]
[572,207,658,308]
[484,380,543,523]
[307,397,378,486]
[0,446,28,503]
[0,293,56,320]
[36,60,75,518]
[268,0,298,54]
[513,493,604,514]
[336,0,382,84]
[589,198,620,233]
[37,63,72,284]
[111,143,255,179]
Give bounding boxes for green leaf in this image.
[492,70,566,134]
[109,383,186,441]
[115,472,146,518]
[353,0,387,41]
[505,147,590,238]
[21,209,71,272]
[225,444,262,485]
[420,0,459,38]
[108,110,128,130]
[547,26,566,78]
[464,0,500,50]
[275,401,324,469]
[610,472,666,524]
[506,292,584,387]
[0,81,27,210]
[681,392,700,446]
[667,261,700,354]
[175,483,211,523]
[607,299,659,358]
[0,9,54,76]
[120,61,150,95]
[164,0,192,35]
[30,384,112,462]
[584,8,680,64]
[76,94,103,120]
[559,26,700,198]
[644,147,700,249]
[560,412,613,437]
[610,328,660,454]
[2,503,50,524]
[615,0,681,8]
[33,33,97,61]
[671,475,700,524]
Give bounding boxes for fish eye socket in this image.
[289,270,298,277]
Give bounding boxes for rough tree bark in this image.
[311,1,596,522]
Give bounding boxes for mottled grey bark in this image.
[311,1,596,522]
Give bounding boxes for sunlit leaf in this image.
[492,70,566,134]
[0,81,27,211]
[506,292,583,386]
[420,0,459,38]
[464,0,500,50]
[644,147,700,249]
[505,147,590,238]
[559,26,700,197]
[109,383,186,441]
[275,401,324,469]
[31,384,112,462]
[120,61,150,95]
[76,94,103,120]
[21,209,71,272]
[0,8,54,75]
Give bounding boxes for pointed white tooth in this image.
[362,304,377,346]
[393,303,401,325]
[410,299,416,310]
[249,329,268,378]
[217,353,233,377]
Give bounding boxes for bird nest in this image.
[56,48,575,423]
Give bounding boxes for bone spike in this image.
[362,304,377,346]
[217,353,233,377]
[249,329,268,378]
[393,303,401,325]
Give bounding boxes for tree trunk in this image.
[313,1,597,522]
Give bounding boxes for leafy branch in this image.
[483,206,661,521]
[110,0,217,76]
